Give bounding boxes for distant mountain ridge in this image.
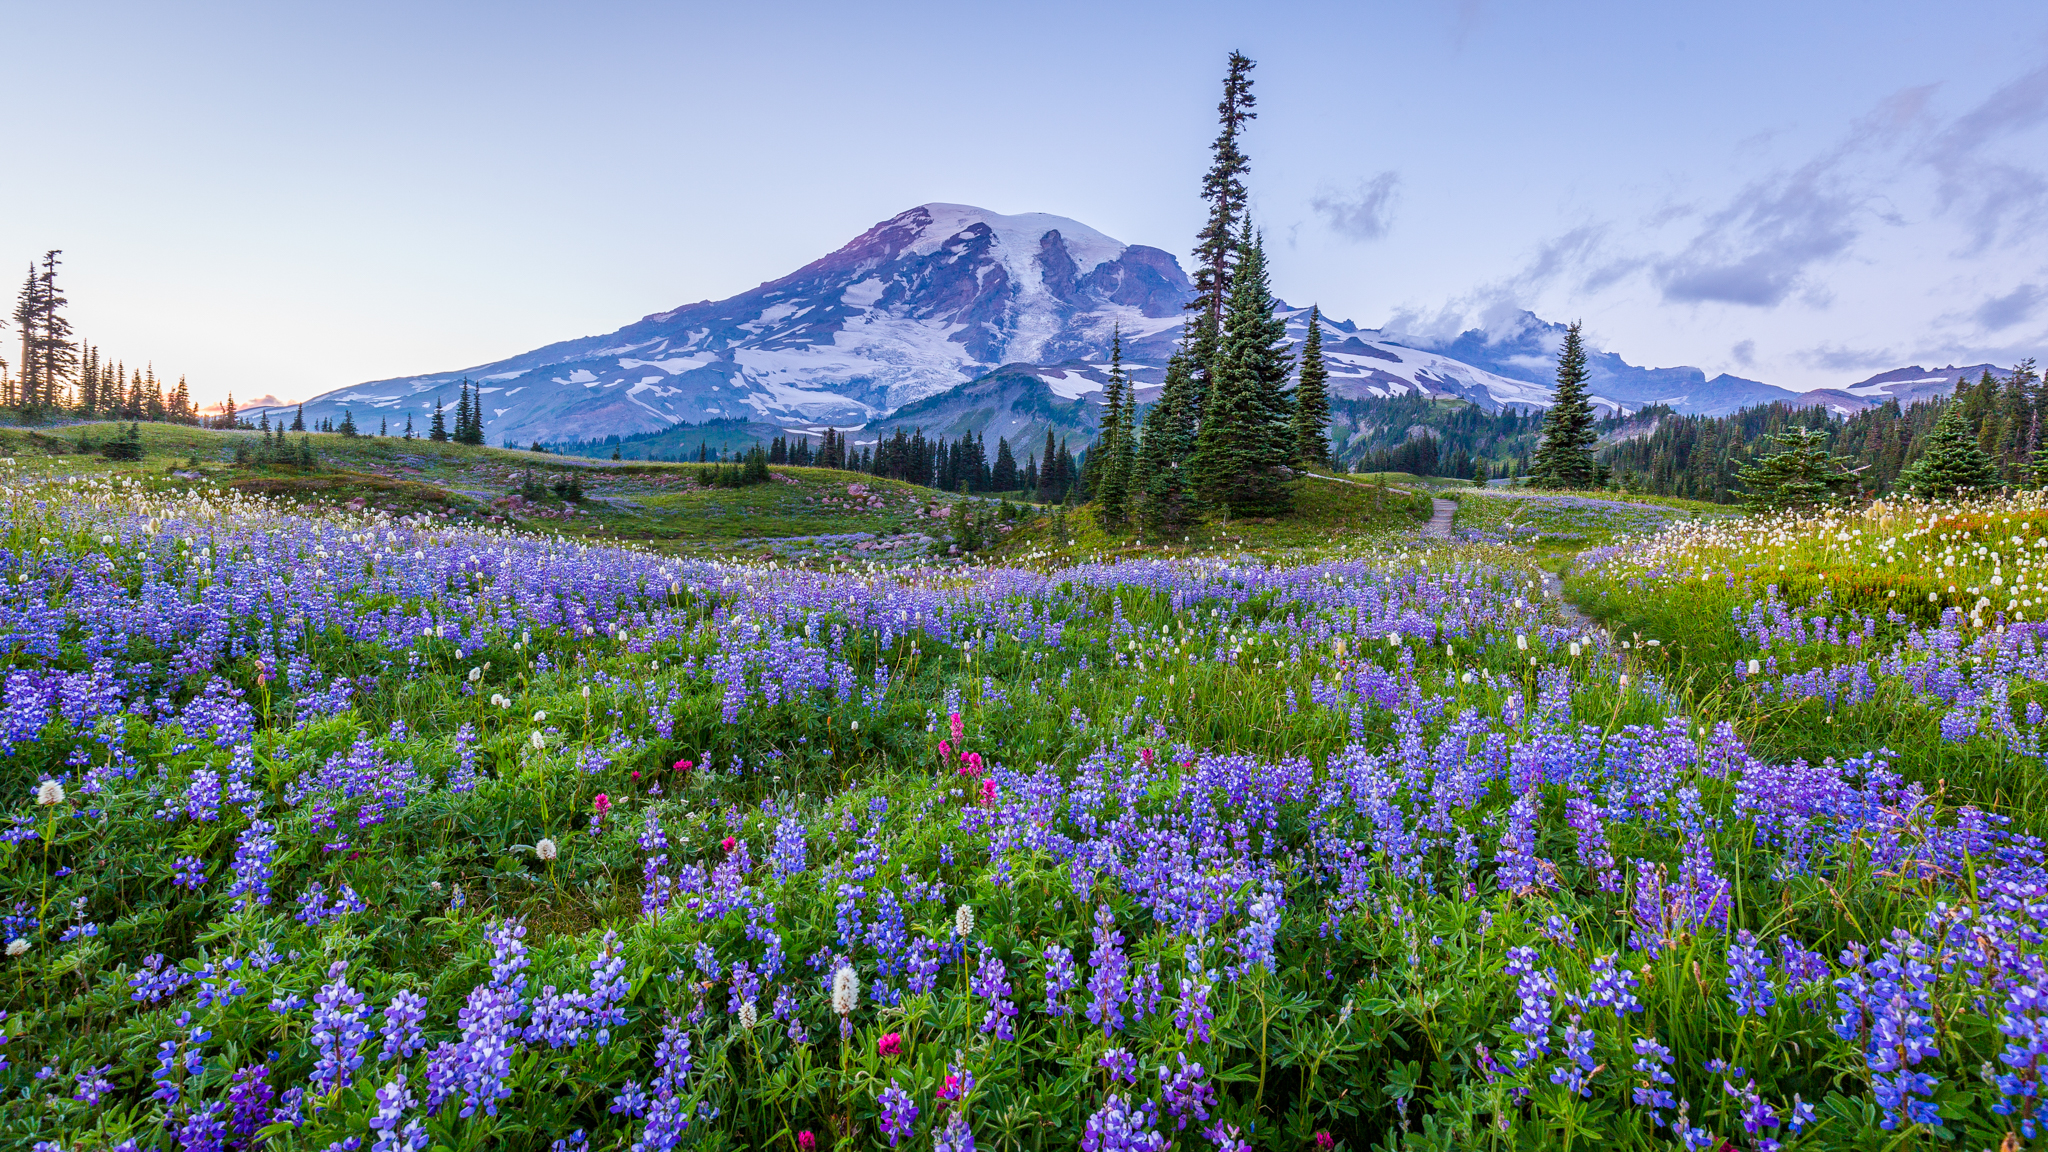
[252,203,2002,449]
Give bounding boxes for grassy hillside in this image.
[3,423,960,559]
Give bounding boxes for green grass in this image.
[6,423,971,557]
[993,474,1435,566]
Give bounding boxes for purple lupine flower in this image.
[1583,953,1643,1015]
[933,1111,975,1152]
[970,947,1015,1041]
[1631,1036,1677,1122]
[1726,930,1776,1016]
[224,820,277,909]
[769,816,807,881]
[1157,1053,1216,1130]
[1565,794,1621,892]
[381,990,428,1061]
[1547,1016,1597,1097]
[1099,1047,1138,1085]
[1495,790,1550,894]
[226,1065,273,1143]
[368,1073,428,1152]
[310,961,370,1094]
[1087,904,1130,1036]
[171,855,208,891]
[878,1083,919,1147]
[1174,977,1213,1044]
[1504,946,1555,1069]
[1080,1094,1167,1152]
[1041,943,1078,1017]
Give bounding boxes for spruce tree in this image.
[1735,426,1856,512]
[429,400,449,443]
[1192,226,1293,516]
[1188,51,1258,402]
[1900,399,2002,498]
[1136,350,1199,530]
[1529,321,1598,488]
[992,437,1017,491]
[404,414,414,440]
[1094,327,1135,527]
[1293,306,1331,467]
[338,409,358,437]
[32,252,76,413]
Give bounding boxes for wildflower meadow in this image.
[10,468,2048,1152]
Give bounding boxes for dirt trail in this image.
[1422,498,1456,539]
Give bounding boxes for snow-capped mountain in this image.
[256,203,2013,448]
[256,204,1191,447]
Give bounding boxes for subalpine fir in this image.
[1293,305,1331,467]
[1529,321,1598,489]
[1900,398,2002,498]
[1092,328,1136,526]
[1191,225,1293,517]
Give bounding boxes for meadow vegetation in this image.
[7,428,2048,1152]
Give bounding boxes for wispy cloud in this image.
[1311,173,1402,242]
[1918,63,2048,254]
[1974,282,2045,330]
[1797,343,1900,372]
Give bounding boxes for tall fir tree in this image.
[1899,398,2002,497]
[1093,328,1135,527]
[291,404,305,432]
[1187,51,1258,402]
[428,400,449,443]
[1735,426,1856,511]
[1136,349,1200,530]
[1192,226,1293,516]
[32,252,76,413]
[1293,306,1331,467]
[11,265,40,410]
[1529,321,1598,488]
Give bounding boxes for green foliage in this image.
[1735,426,1858,511]
[1898,398,2003,498]
[1192,227,1293,517]
[1529,321,1597,488]
[1293,306,1331,467]
[1091,329,1136,527]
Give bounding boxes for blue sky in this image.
[4,0,2045,405]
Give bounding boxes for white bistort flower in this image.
[831,965,860,1016]
[535,838,558,861]
[6,938,27,956]
[738,1000,759,1030]
[954,903,976,939]
[36,780,65,807]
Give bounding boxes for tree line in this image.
[4,250,202,424]
[1588,360,2042,504]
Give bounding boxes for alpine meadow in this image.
[8,30,2048,1152]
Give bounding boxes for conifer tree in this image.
[30,252,76,414]
[429,400,449,443]
[1529,321,1598,488]
[1293,306,1331,467]
[1135,350,1199,530]
[1735,426,1856,511]
[1093,328,1136,527]
[10,266,38,410]
[1192,226,1293,516]
[404,414,414,440]
[292,405,305,432]
[992,437,1017,491]
[338,409,358,437]
[1188,51,1258,399]
[1900,398,2002,498]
